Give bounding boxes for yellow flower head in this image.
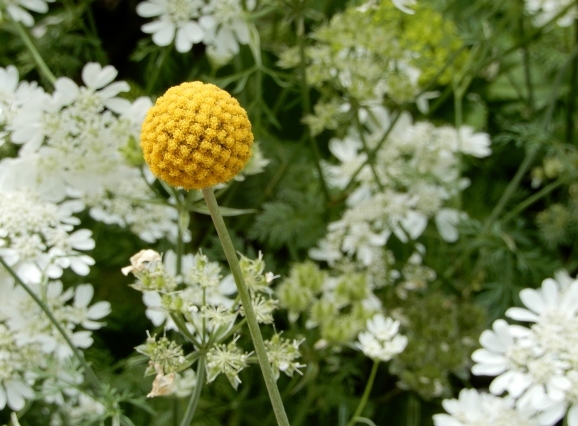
[141,82,254,189]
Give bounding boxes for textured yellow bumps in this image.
[141,82,254,189]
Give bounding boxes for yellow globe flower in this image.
[141,81,254,189]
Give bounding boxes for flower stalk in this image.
[346,361,379,426]
[202,187,290,426]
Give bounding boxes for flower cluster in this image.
[0,189,94,284]
[356,314,407,362]
[136,0,254,58]
[0,63,183,243]
[279,1,464,118]
[0,271,110,411]
[436,271,578,425]
[310,107,490,269]
[140,81,254,189]
[123,249,305,395]
[276,261,381,348]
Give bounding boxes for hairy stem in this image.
[201,187,290,426]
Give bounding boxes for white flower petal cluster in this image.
[433,388,542,426]
[0,63,181,243]
[525,0,578,27]
[265,334,306,380]
[311,107,490,267]
[356,313,407,362]
[136,0,253,56]
[1,0,54,27]
[471,271,578,426]
[0,273,110,411]
[0,189,94,283]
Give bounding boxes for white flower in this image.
[0,189,93,283]
[356,314,407,362]
[506,276,578,323]
[137,0,205,53]
[4,0,54,27]
[457,126,492,158]
[433,388,541,426]
[200,0,252,58]
[0,378,35,411]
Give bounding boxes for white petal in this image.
[568,404,578,426]
[81,62,102,89]
[104,97,131,114]
[435,208,460,242]
[98,81,129,99]
[152,24,176,46]
[87,301,111,320]
[136,1,164,17]
[0,386,6,410]
[182,21,204,44]
[541,278,559,309]
[53,77,79,106]
[74,284,94,307]
[175,28,193,53]
[505,307,539,322]
[519,288,545,315]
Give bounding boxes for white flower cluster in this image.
[433,388,542,426]
[356,314,407,362]
[436,271,578,426]
[136,0,255,59]
[0,189,94,284]
[310,107,491,268]
[123,249,305,394]
[524,0,578,27]
[0,272,110,411]
[0,63,183,243]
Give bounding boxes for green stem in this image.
[179,356,206,426]
[0,257,101,391]
[13,21,56,86]
[501,179,565,224]
[296,16,331,203]
[201,187,290,426]
[346,361,379,426]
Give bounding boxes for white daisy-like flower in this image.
[200,0,253,59]
[506,276,578,324]
[433,388,541,426]
[355,313,407,362]
[136,0,205,53]
[2,0,54,27]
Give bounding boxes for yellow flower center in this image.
[140,81,254,189]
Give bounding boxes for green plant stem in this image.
[201,187,290,426]
[13,21,56,86]
[346,361,379,426]
[179,356,206,426]
[0,257,101,391]
[501,179,565,224]
[296,16,331,203]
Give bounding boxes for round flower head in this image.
[140,82,253,189]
